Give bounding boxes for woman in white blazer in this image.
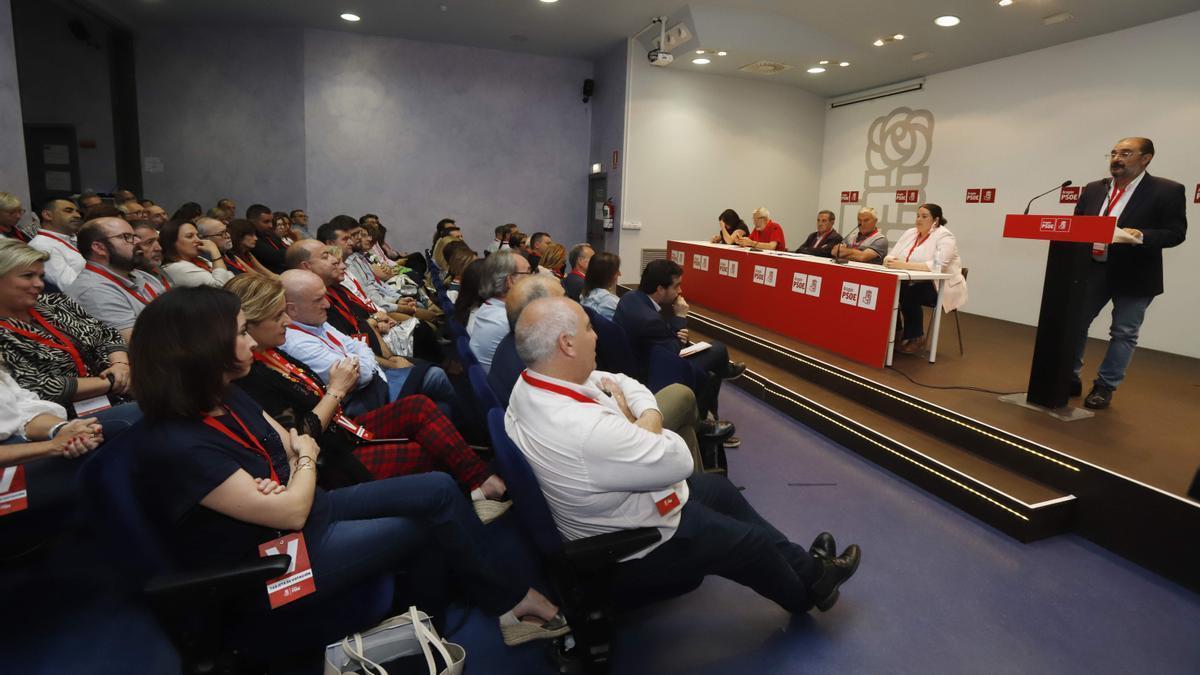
[883,203,968,354]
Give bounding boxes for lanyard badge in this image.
[257,532,316,608]
[0,466,29,516]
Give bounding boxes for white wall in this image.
[0,0,28,208]
[818,11,1200,357]
[621,49,827,281]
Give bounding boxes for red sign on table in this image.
[1060,186,1081,203]
[981,188,996,203]
[840,190,860,204]
[965,189,981,203]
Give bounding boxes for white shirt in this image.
[505,369,693,559]
[1,367,66,441]
[280,320,383,390]
[581,288,619,320]
[1102,170,1146,224]
[888,226,968,312]
[161,260,235,288]
[466,298,509,372]
[29,231,85,288]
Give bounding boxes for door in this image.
[587,173,607,253]
[24,124,81,209]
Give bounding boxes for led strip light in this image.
[742,371,1032,522]
[693,314,1080,473]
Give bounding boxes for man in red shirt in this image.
[735,207,786,251]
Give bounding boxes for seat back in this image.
[467,364,501,415]
[646,344,696,393]
[455,336,479,368]
[486,409,563,557]
[586,307,637,377]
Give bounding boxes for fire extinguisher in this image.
[602,198,615,231]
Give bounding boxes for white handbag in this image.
[323,606,466,675]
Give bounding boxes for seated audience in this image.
[289,208,310,238]
[247,203,287,274]
[735,207,787,251]
[196,216,234,258]
[145,204,168,228]
[432,231,464,271]
[227,274,510,522]
[445,248,478,303]
[224,218,277,277]
[580,251,621,320]
[795,210,843,257]
[66,218,166,341]
[364,219,405,263]
[614,260,745,430]
[273,212,296,246]
[206,206,232,224]
[217,197,236,216]
[468,250,529,371]
[830,207,889,264]
[160,219,235,288]
[129,286,568,644]
[508,231,528,257]
[538,242,567,279]
[28,199,86,288]
[485,223,513,255]
[453,258,486,326]
[1,366,101,466]
[527,232,552,270]
[131,222,172,289]
[709,208,749,245]
[0,192,31,241]
[0,239,131,414]
[77,190,103,212]
[431,217,458,249]
[328,217,405,314]
[172,202,204,222]
[116,200,149,225]
[883,202,968,354]
[506,296,861,614]
[562,243,593,301]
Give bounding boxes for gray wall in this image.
[136,27,307,216]
[302,29,592,252]
[588,39,627,254]
[0,0,29,207]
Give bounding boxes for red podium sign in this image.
[1003,214,1116,243]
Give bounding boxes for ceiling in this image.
[83,0,1200,97]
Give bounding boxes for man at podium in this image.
[1070,137,1187,409]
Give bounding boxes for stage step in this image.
[693,329,1076,542]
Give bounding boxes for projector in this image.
[647,48,674,67]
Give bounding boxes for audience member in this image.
[160,219,235,288]
[506,296,860,614]
[247,203,287,274]
[468,250,529,371]
[580,251,621,320]
[113,189,136,203]
[0,192,31,241]
[172,202,204,222]
[289,208,310,238]
[453,258,486,326]
[196,216,233,258]
[76,190,103,212]
[527,232,552,270]
[830,207,889,264]
[116,200,149,225]
[486,223,512,255]
[487,274,566,407]
[132,222,171,290]
[226,274,510,522]
[1,366,102,466]
[28,199,86,287]
[0,240,131,414]
[66,218,166,341]
[339,219,405,313]
[129,286,568,645]
[207,206,232,224]
[562,243,593,301]
[795,210,844,257]
[216,197,236,215]
[538,242,566,279]
[145,204,168,228]
[224,218,277,277]
[883,203,968,354]
[710,208,749,245]
[445,248,478,303]
[431,218,457,248]
[83,203,122,221]
[735,207,787,251]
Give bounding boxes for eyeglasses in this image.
[206,230,231,239]
[105,233,142,244]
[1106,150,1142,160]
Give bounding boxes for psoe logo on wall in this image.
[1060,186,1081,203]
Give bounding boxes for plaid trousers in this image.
[351,394,491,489]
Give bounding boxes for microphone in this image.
[831,226,858,264]
[1023,180,1072,215]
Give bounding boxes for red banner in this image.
[668,241,898,367]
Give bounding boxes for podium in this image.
[1003,214,1117,411]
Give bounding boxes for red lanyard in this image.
[254,349,373,440]
[571,270,585,279]
[287,324,347,355]
[189,257,212,272]
[0,310,88,375]
[324,289,360,327]
[10,227,29,242]
[905,231,931,262]
[203,407,280,483]
[265,235,282,250]
[347,279,379,312]
[1102,185,1127,217]
[156,270,172,290]
[37,231,78,252]
[521,371,599,404]
[224,254,251,273]
[855,230,876,247]
[84,263,158,304]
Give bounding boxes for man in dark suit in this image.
[615,259,745,441]
[1071,137,1186,409]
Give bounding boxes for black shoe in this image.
[809,532,837,561]
[1069,379,1082,397]
[697,418,735,441]
[722,362,747,380]
[1083,383,1114,409]
[811,544,861,612]
[722,436,741,449]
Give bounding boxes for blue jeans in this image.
[384,365,455,407]
[609,473,823,614]
[1072,263,1154,390]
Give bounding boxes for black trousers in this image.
[899,281,938,339]
[687,340,730,418]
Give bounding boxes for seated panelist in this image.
[830,207,889,264]
[733,207,786,251]
[794,210,843,257]
[709,209,749,245]
[882,202,968,354]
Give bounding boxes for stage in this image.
[682,301,1200,590]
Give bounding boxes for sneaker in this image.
[1083,382,1114,410]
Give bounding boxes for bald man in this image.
[66,217,166,341]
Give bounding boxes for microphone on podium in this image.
[1023,180,1072,215]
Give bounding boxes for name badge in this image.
[0,466,29,516]
[653,490,681,517]
[350,333,370,344]
[334,413,375,440]
[257,532,317,608]
[74,395,112,416]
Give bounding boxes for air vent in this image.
[738,61,794,75]
[640,248,668,271]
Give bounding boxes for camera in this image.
[647,48,674,67]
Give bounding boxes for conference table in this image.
[666,240,952,368]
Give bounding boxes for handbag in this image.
[324,606,466,675]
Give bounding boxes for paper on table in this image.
[679,341,711,358]
[1111,228,1143,245]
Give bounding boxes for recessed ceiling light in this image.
[1043,12,1073,25]
[539,0,558,3]
[894,34,905,40]
[934,15,960,27]
[806,66,826,74]
[873,39,885,46]
[839,61,850,67]
[818,60,829,65]
[912,51,932,61]
[692,58,711,65]
[340,12,361,22]
[998,0,1013,6]
[717,51,727,56]
[696,50,705,54]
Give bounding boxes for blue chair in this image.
[467,364,501,415]
[586,308,638,378]
[487,409,678,671]
[455,336,479,369]
[78,424,394,674]
[488,333,525,408]
[646,344,697,394]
